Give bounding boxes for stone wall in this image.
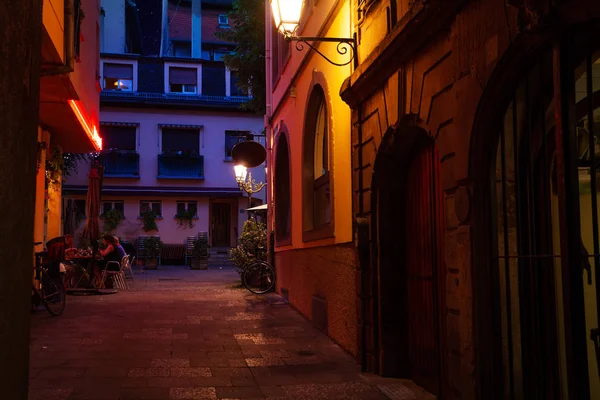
[343,0,600,399]
[275,243,359,356]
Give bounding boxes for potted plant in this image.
[142,210,158,232]
[102,208,123,234]
[143,236,162,270]
[190,236,209,270]
[174,209,195,229]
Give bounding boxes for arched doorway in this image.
[372,119,446,396]
[472,22,600,400]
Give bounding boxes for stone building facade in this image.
[339,0,600,399]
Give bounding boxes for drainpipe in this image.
[264,0,274,267]
[41,0,75,76]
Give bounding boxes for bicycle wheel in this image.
[243,262,275,294]
[40,273,66,316]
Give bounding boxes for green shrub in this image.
[229,219,266,276]
[102,208,123,234]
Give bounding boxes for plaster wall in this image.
[43,0,66,62]
[271,1,353,249]
[34,129,49,250]
[68,194,250,246]
[68,107,266,201]
[70,0,101,131]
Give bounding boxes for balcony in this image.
[100,91,252,111]
[98,151,140,177]
[158,154,204,179]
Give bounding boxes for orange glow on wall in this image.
[68,100,103,150]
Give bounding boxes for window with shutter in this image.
[103,63,134,91]
[169,67,197,93]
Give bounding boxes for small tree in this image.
[216,0,265,114]
[229,219,267,276]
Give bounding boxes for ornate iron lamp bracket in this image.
[285,35,357,67]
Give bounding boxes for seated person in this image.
[63,234,78,258]
[93,235,127,288]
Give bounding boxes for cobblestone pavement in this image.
[29,267,434,400]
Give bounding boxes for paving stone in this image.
[29,267,432,400]
[170,387,217,399]
[151,358,191,367]
[171,367,213,377]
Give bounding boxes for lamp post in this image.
[270,0,357,67]
[234,164,266,218]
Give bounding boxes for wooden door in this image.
[211,203,231,247]
[405,142,445,395]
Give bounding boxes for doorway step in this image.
[208,247,234,268]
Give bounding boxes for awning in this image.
[247,204,267,211]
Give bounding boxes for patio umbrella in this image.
[82,161,103,252]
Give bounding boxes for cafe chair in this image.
[101,256,130,290]
[123,255,135,280]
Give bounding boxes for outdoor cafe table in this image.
[66,254,117,295]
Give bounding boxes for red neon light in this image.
[68,100,103,150]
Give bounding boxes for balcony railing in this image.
[101,91,251,108]
[98,151,140,177]
[157,154,204,179]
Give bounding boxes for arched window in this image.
[274,133,291,244]
[303,85,333,239]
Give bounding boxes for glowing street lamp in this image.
[270,0,304,36]
[234,164,248,185]
[234,164,265,218]
[269,0,357,67]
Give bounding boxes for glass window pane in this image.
[100,126,136,151]
[102,202,112,215]
[140,202,149,214]
[176,202,186,214]
[152,202,162,216]
[188,202,197,216]
[162,129,200,154]
[314,101,327,178]
[114,202,124,215]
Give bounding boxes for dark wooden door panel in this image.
[212,203,231,247]
[405,142,444,395]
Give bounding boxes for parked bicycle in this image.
[242,246,276,295]
[32,242,66,316]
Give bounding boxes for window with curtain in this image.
[169,66,197,93]
[103,62,134,91]
[176,201,197,216]
[140,201,161,217]
[161,128,200,155]
[100,126,136,151]
[102,201,124,216]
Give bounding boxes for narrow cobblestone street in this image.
[28,267,431,400]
